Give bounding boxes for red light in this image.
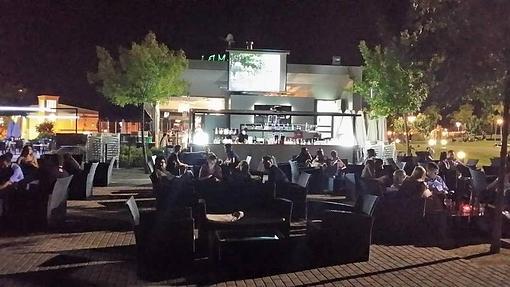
[461,204,472,214]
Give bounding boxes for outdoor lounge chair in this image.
[47,175,73,227]
[307,194,379,264]
[92,156,117,186]
[126,196,195,280]
[68,162,99,199]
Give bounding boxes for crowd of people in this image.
[152,144,349,193]
[360,148,457,202]
[0,145,86,219]
[0,145,82,194]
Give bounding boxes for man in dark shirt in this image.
[224,144,240,165]
[294,147,312,166]
[166,145,189,175]
[263,155,288,184]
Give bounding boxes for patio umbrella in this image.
[11,121,21,138]
[367,117,378,142]
[355,113,367,148]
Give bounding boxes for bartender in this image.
[238,128,249,143]
[294,127,304,140]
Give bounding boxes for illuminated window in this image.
[46,100,57,109]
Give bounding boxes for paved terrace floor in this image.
[0,168,509,287]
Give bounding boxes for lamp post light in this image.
[497,118,504,140]
[455,121,461,132]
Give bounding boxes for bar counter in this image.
[192,143,358,170]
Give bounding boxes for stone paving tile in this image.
[0,169,509,287]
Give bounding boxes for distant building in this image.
[0,95,99,140]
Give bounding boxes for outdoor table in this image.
[214,229,284,262]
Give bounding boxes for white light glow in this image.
[428,139,437,146]
[0,106,53,112]
[457,151,466,160]
[193,129,209,145]
[440,139,448,146]
[338,133,357,147]
[27,114,79,120]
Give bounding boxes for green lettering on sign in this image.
[201,54,227,62]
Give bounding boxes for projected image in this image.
[229,52,284,92]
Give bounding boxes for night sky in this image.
[0,0,408,119]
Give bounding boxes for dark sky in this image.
[0,0,408,119]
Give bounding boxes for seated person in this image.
[230,160,259,184]
[152,155,176,181]
[387,169,407,192]
[198,153,223,182]
[17,145,39,181]
[224,143,240,167]
[445,150,460,169]
[425,162,450,195]
[37,155,69,195]
[363,158,390,183]
[294,147,312,166]
[374,158,386,178]
[361,159,376,179]
[363,148,377,164]
[0,152,24,191]
[166,145,189,175]
[325,150,345,177]
[263,155,289,184]
[312,148,327,166]
[62,153,82,176]
[398,166,432,199]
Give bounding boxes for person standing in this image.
[160,133,171,157]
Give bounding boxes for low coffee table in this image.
[214,229,284,262]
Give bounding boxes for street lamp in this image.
[497,118,504,140]
[407,115,417,123]
[455,122,461,132]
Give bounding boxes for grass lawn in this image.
[396,140,502,166]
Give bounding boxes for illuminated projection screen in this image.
[228,51,287,92]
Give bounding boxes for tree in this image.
[35,121,55,139]
[88,32,188,172]
[354,41,428,155]
[486,102,504,135]
[399,0,510,253]
[450,103,483,137]
[412,105,442,137]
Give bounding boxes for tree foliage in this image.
[402,0,510,106]
[35,121,55,139]
[450,103,483,135]
[413,105,442,137]
[354,41,428,118]
[88,31,188,107]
